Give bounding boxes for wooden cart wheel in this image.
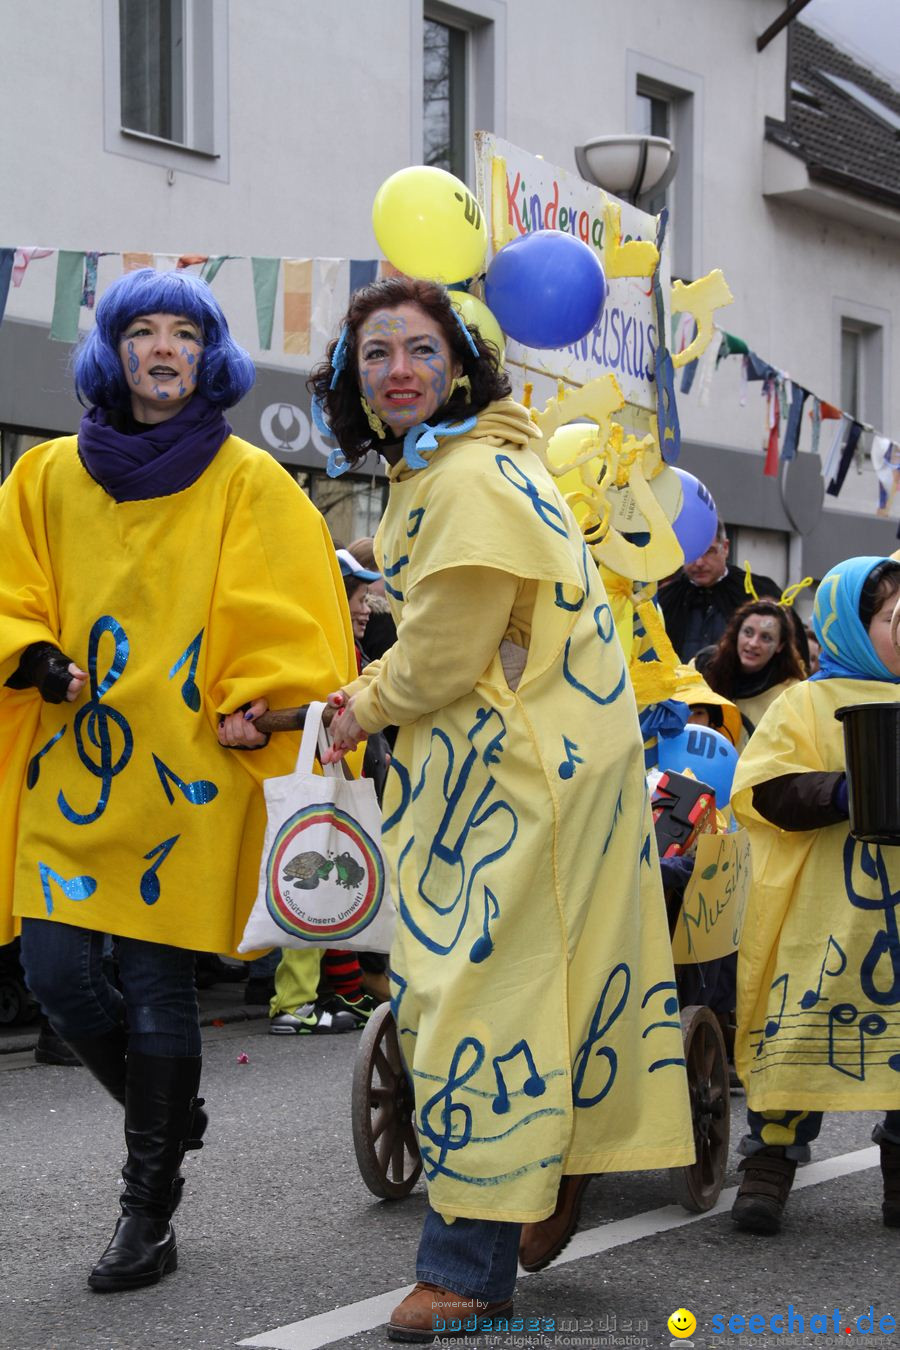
[668,1004,730,1213]
[351,1001,422,1200]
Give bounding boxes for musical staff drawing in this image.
[827,1002,888,1081]
[491,1039,547,1115]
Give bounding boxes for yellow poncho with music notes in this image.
[732,678,900,1111]
[0,434,356,952]
[345,401,694,1224]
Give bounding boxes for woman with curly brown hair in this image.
[703,598,808,742]
[308,275,693,1341]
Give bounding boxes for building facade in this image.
[2,0,898,578]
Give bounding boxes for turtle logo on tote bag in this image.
[265,802,386,943]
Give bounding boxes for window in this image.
[119,0,185,145]
[840,315,885,427]
[418,2,506,184]
[424,19,467,180]
[103,0,228,180]
[635,90,671,217]
[627,54,703,281]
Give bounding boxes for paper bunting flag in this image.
[50,250,85,343]
[781,383,808,462]
[13,247,53,285]
[122,252,154,272]
[81,252,99,309]
[200,256,228,284]
[349,259,378,296]
[251,256,280,350]
[764,378,780,477]
[0,249,14,325]
[826,420,863,497]
[283,259,312,356]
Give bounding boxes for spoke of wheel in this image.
[391,1131,406,1181]
[403,1118,420,1155]
[373,1045,395,1086]
[372,1107,392,1143]
[369,1085,393,1107]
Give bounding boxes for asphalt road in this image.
[2,1017,897,1350]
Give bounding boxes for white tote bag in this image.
[238,702,396,954]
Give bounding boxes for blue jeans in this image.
[20,918,200,1057]
[416,1207,520,1303]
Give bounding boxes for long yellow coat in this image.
[0,433,356,951]
[733,678,900,1111]
[348,401,694,1223]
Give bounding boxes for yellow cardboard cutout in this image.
[603,201,659,279]
[670,269,734,368]
[671,829,752,964]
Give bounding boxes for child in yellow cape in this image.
[730,556,900,1235]
[311,276,694,1341]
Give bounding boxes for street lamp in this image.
[574,134,678,205]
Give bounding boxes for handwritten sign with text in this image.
[671,829,753,965]
[474,132,670,412]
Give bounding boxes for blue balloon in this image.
[656,724,739,808]
[484,230,607,349]
[672,468,717,565]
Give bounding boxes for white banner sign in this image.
[475,133,670,413]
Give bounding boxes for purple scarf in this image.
[78,395,232,502]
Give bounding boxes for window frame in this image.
[102,0,229,182]
[413,0,507,185]
[835,298,890,431]
[626,52,703,282]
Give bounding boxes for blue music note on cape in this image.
[169,629,204,713]
[756,973,789,1054]
[843,838,900,1007]
[828,1002,887,1081]
[27,726,67,789]
[573,962,630,1107]
[469,887,500,963]
[491,1039,546,1115]
[558,735,584,781]
[140,835,180,905]
[800,935,847,1010]
[38,862,97,916]
[152,754,218,806]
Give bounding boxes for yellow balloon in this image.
[372,166,487,284]
[450,291,506,364]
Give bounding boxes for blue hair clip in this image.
[403,416,478,470]
[326,448,353,478]
[311,394,335,441]
[329,325,349,390]
[450,304,481,360]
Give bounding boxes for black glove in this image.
[4,642,77,703]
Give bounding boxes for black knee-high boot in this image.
[65,1029,208,1203]
[65,1027,128,1104]
[88,1053,203,1292]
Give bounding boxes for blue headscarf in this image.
[811,556,900,683]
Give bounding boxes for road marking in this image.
[238,1147,879,1350]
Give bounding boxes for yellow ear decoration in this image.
[602,201,659,279]
[670,269,734,368]
[743,561,758,601]
[780,577,814,608]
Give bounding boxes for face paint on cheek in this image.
[126,341,140,387]
[421,351,449,403]
[152,385,170,400]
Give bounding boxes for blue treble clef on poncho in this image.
[58,616,134,825]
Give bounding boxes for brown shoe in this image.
[518,1174,593,1272]
[731,1146,797,1234]
[387,1282,513,1343]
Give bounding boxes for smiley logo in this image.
[667,1308,697,1340]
